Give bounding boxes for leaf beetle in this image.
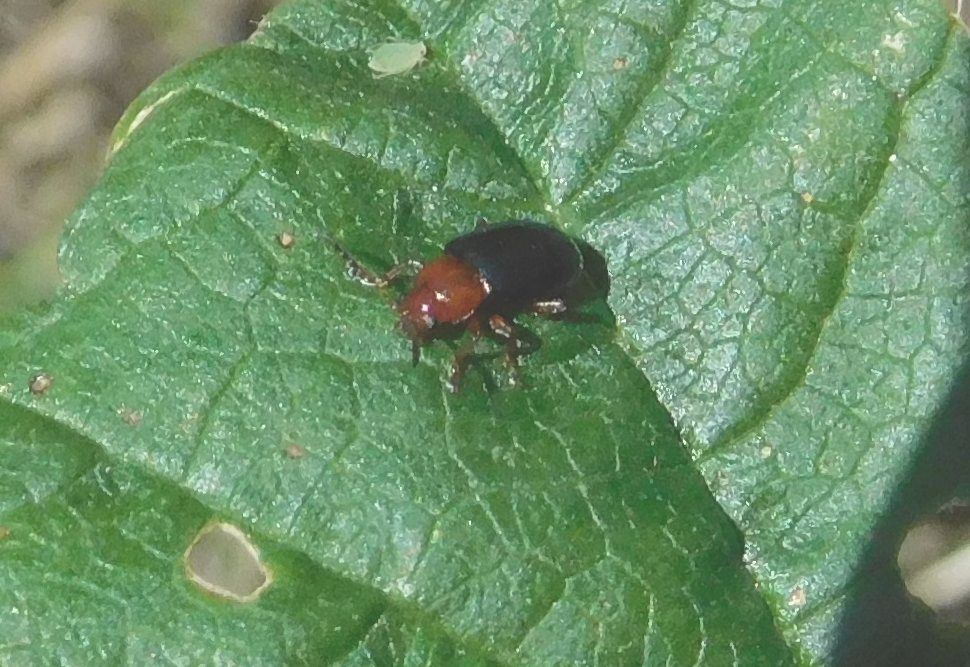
[341,219,584,390]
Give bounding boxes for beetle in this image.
[343,220,583,390]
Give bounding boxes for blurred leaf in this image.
[0,230,61,314]
[0,0,967,663]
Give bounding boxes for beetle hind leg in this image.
[531,299,567,317]
[531,298,599,325]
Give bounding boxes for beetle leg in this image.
[531,299,567,317]
[487,314,523,384]
[333,240,421,287]
[450,321,483,392]
[475,217,490,231]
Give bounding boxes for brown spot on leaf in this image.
[28,372,53,395]
[118,406,143,426]
[284,443,307,459]
[277,231,295,249]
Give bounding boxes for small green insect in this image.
[367,40,427,78]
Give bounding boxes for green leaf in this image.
[0,0,967,663]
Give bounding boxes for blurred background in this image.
[0,0,968,662]
[0,0,280,312]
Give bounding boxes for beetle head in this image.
[397,290,436,341]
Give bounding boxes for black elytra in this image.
[443,220,583,315]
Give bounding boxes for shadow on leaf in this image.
[833,360,970,665]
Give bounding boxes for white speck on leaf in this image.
[894,11,916,27]
[882,32,906,53]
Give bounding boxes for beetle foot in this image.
[487,314,513,339]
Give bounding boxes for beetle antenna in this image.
[333,238,423,288]
[331,239,374,283]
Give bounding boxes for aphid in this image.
[343,220,583,390]
[367,40,427,78]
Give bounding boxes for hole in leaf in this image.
[184,522,272,602]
